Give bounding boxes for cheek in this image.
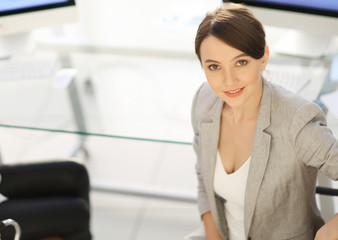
[254,67,263,82]
[243,65,261,82]
[204,73,221,89]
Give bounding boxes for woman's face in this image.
[199,35,269,109]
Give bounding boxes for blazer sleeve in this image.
[191,83,211,217]
[290,102,338,180]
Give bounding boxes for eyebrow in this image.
[232,53,249,61]
[204,59,221,64]
[203,53,249,64]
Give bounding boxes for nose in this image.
[222,68,237,87]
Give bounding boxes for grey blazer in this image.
[191,80,338,240]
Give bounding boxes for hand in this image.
[315,214,338,240]
[202,211,223,240]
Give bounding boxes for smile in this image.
[224,87,245,97]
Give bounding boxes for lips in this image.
[224,87,245,97]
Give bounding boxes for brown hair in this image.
[195,3,266,61]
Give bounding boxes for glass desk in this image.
[0,51,206,144]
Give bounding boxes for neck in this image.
[223,83,263,124]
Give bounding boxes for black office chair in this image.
[0,160,91,240]
[316,186,338,196]
[0,219,21,240]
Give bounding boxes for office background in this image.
[0,0,338,239]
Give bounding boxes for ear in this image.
[261,45,269,70]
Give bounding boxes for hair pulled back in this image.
[195,3,266,61]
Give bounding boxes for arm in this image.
[315,213,338,240]
[202,211,223,240]
[290,103,338,237]
[291,102,338,180]
[191,83,212,215]
[191,83,224,239]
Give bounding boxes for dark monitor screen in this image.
[0,0,76,16]
[224,0,338,18]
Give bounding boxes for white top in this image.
[214,151,251,240]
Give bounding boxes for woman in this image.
[190,3,338,240]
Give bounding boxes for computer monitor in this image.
[223,0,338,58]
[0,0,77,58]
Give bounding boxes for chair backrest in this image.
[0,219,21,240]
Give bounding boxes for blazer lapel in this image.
[200,98,225,233]
[244,81,272,236]
[200,98,223,193]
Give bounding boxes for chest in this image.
[218,120,256,174]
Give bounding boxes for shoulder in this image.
[266,81,318,113]
[192,82,218,110]
[265,81,325,129]
[266,81,309,110]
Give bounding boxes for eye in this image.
[237,60,248,66]
[208,64,220,71]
